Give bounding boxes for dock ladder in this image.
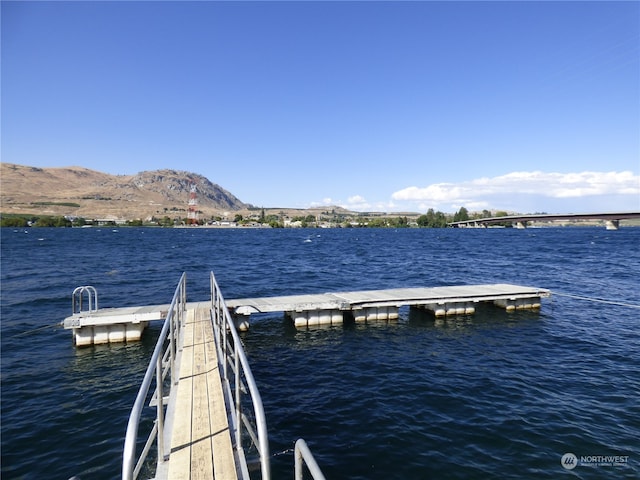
[71,285,98,315]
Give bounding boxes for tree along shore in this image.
[1,207,513,229]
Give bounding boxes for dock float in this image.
[226,283,551,328]
[63,305,169,346]
[60,284,169,346]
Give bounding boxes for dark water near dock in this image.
[1,227,639,479]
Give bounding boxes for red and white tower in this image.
[187,183,198,224]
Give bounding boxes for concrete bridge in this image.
[448,212,640,230]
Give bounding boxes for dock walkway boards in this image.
[226,283,550,314]
[63,304,170,328]
[166,303,237,480]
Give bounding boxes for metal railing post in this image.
[170,301,175,387]
[156,355,165,463]
[295,439,326,480]
[222,303,229,380]
[235,346,242,449]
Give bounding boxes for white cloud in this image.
[309,197,338,208]
[311,195,399,213]
[347,195,366,204]
[391,171,640,213]
[342,195,374,211]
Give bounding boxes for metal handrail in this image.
[122,273,187,480]
[295,439,327,480]
[210,272,271,480]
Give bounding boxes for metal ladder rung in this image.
[149,393,170,408]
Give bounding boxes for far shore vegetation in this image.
[1,207,515,229]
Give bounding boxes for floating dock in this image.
[63,283,550,344]
[64,275,549,479]
[63,304,169,346]
[226,283,551,328]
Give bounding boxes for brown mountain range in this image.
[0,163,248,221]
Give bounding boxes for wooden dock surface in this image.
[226,283,551,315]
[63,304,170,328]
[166,303,237,480]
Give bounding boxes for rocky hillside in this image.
[0,163,247,220]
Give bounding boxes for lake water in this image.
[1,227,638,479]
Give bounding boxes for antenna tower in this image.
[187,182,198,224]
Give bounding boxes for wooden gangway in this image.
[122,273,272,480]
[163,302,237,480]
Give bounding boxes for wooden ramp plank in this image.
[191,312,214,480]
[203,312,238,480]
[168,309,195,480]
[167,304,237,480]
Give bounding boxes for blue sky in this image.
[2,1,639,214]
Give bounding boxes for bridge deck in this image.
[448,211,640,228]
[166,303,237,480]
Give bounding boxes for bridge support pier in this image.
[605,220,619,230]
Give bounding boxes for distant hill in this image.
[0,163,247,220]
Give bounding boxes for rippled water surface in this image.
[1,227,639,479]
